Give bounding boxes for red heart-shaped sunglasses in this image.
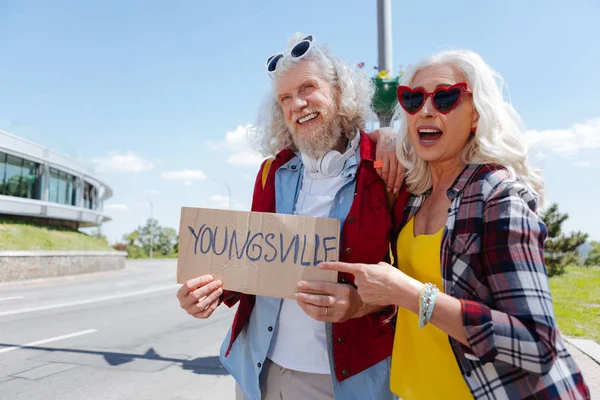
[397,82,472,115]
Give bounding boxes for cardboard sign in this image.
[177,207,340,299]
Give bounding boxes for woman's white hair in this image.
[250,33,377,156]
[392,49,545,204]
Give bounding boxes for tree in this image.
[156,227,178,256]
[124,230,141,247]
[121,219,178,258]
[584,241,600,267]
[542,203,588,276]
[136,218,161,256]
[122,230,147,258]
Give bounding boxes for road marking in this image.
[0,285,178,317]
[0,296,24,301]
[0,329,97,354]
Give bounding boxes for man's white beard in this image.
[292,114,343,159]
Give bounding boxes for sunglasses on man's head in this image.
[397,82,472,115]
[265,35,315,74]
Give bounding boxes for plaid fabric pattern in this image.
[398,164,590,399]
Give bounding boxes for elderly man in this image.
[177,34,403,400]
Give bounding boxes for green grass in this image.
[0,219,114,251]
[550,265,600,343]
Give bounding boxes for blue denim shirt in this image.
[220,146,396,400]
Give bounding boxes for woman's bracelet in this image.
[418,282,440,329]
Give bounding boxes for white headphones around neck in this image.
[301,132,360,178]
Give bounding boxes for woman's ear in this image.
[471,109,480,133]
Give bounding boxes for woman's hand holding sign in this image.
[177,275,223,319]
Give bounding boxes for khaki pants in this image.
[235,358,334,400]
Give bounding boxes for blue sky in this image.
[1,0,599,243]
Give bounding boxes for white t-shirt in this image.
[266,162,347,374]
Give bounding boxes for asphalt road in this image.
[0,259,236,400]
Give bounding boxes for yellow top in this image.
[390,217,472,399]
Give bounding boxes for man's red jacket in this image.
[221,132,409,382]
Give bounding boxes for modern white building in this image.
[0,129,112,229]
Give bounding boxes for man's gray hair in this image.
[250,33,377,156]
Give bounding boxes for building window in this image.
[5,154,24,197]
[84,182,90,209]
[49,168,59,203]
[22,160,37,199]
[49,168,77,206]
[91,186,97,210]
[0,152,6,195]
[84,182,97,210]
[0,152,40,200]
[73,178,80,207]
[0,153,99,209]
[36,164,45,201]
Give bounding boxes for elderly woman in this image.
[316,50,590,399]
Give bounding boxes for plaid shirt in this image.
[396,163,590,399]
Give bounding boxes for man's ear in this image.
[332,83,342,103]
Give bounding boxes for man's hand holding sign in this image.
[177,274,223,319]
[293,280,366,323]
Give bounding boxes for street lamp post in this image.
[374,0,395,127]
[377,0,393,75]
[147,197,154,259]
[211,180,232,210]
[220,181,232,210]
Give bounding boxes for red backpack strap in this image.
[262,158,275,189]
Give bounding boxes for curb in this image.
[563,336,600,365]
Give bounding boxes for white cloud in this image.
[198,195,231,210]
[210,195,230,208]
[194,195,249,211]
[161,170,207,186]
[210,195,230,202]
[526,118,600,156]
[93,151,154,173]
[104,203,129,211]
[574,161,593,168]
[209,124,266,167]
[227,152,265,167]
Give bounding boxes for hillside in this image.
[0,219,114,251]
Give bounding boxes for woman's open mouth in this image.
[417,126,443,147]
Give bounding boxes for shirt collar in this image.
[421,163,483,200]
[448,164,483,197]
